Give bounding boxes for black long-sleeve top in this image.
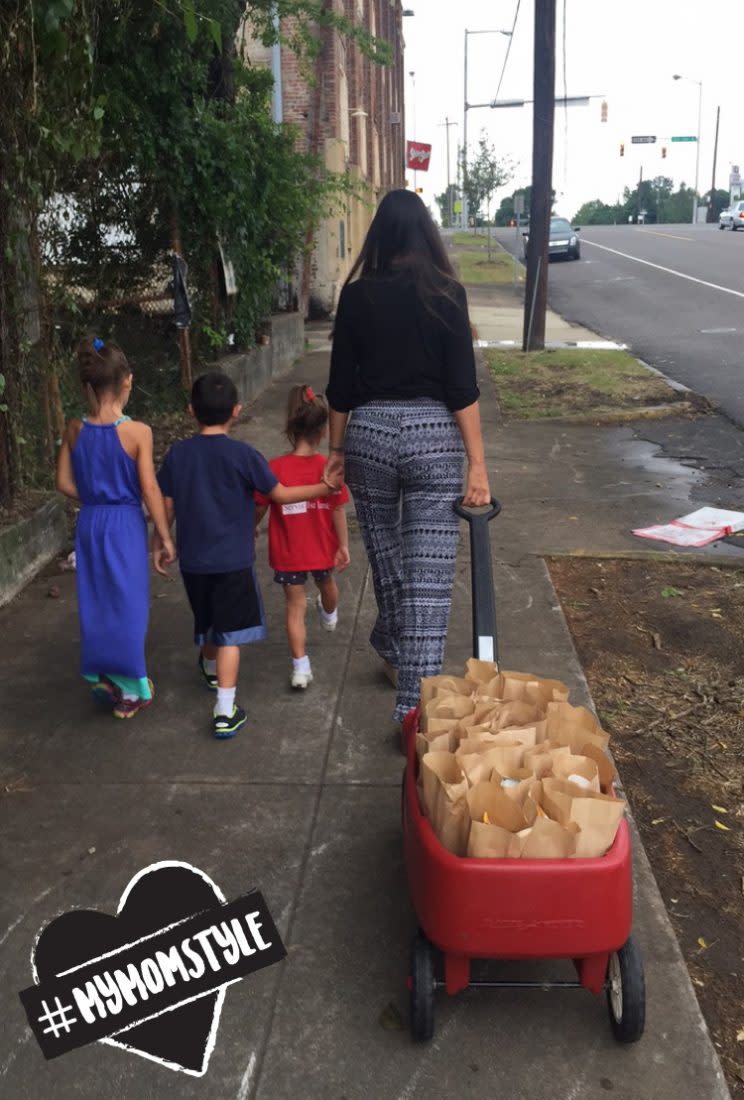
[326,272,480,413]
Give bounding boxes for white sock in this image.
[122,692,139,702]
[215,686,236,717]
[319,602,338,622]
[293,655,311,673]
[203,656,217,675]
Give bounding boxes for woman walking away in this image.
[56,337,176,718]
[325,189,490,724]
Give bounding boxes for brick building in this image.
[244,1,407,316]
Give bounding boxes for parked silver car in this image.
[719,200,744,229]
[521,217,581,259]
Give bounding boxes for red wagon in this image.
[401,500,645,1043]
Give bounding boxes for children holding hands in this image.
[153,373,342,738]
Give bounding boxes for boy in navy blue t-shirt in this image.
[154,371,336,738]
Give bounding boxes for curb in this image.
[540,547,744,564]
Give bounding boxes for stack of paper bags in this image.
[415,661,625,859]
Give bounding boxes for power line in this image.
[492,0,522,104]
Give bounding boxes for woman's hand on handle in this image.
[462,461,491,508]
[453,400,490,508]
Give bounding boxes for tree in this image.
[435,185,459,227]
[572,199,623,225]
[495,185,555,226]
[461,132,513,229]
[703,188,730,221]
[0,0,389,507]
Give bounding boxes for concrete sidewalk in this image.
[0,305,733,1097]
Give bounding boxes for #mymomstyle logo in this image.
[19,861,286,1076]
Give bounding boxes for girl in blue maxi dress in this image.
[56,338,176,718]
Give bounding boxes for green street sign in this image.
[671,136,697,142]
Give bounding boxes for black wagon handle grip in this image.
[453,497,502,523]
[453,496,501,663]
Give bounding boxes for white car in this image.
[719,201,744,230]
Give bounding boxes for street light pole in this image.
[462,28,512,231]
[439,117,458,225]
[694,80,702,224]
[673,74,703,225]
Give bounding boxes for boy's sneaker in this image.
[291,668,314,690]
[213,706,247,739]
[316,594,338,632]
[113,680,155,720]
[198,654,218,691]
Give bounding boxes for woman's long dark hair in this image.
[343,189,461,322]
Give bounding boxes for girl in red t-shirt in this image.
[256,385,350,689]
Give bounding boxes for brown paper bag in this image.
[464,658,500,685]
[456,741,526,786]
[546,722,616,790]
[415,728,456,763]
[489,701,546,733]
[541,778,625,858]
[420,674,473,708]
[491,726,539,749]
[467,820,523,858]
[467,780,537,829]
[501,670,570,703]
[546,702,609,748]
[522,741,572,779]
[420,752,470,855]
[517,816,579,859]
[552,753,601,793]
[421,693,475,732]
[466,780,536,857]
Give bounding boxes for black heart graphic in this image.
[33,863,225,1074]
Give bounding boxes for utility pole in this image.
[710,105,720,221]
[439,117,458,225]
[638,164,643,224]
[522,0,556,351]
[462,31,469,229]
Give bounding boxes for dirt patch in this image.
[549,557,744,1096]
[486,348,709,420]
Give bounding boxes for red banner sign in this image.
[406,141,432,171]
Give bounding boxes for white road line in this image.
[582,238,744,299]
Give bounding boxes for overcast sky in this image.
[403,0,738,221]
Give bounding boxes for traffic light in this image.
[620,143,625,157]
[415,187,423,194]
[661,145,667,159]
[601,100,608,123]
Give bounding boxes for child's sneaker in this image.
[113,680,155,720]
[291,667,314,690]
[91,676,122,706]
[316,594,338,632]
[213,705,247,739]
[198,653,218,691]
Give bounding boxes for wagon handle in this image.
[454,497,501,664]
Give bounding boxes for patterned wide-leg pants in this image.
[344,400,465,722]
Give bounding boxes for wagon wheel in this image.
[409,930,436,1042]
[606,936,646,1043]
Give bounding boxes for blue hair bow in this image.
[93,337,104,351]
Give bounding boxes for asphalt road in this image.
[494,222,744,424]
